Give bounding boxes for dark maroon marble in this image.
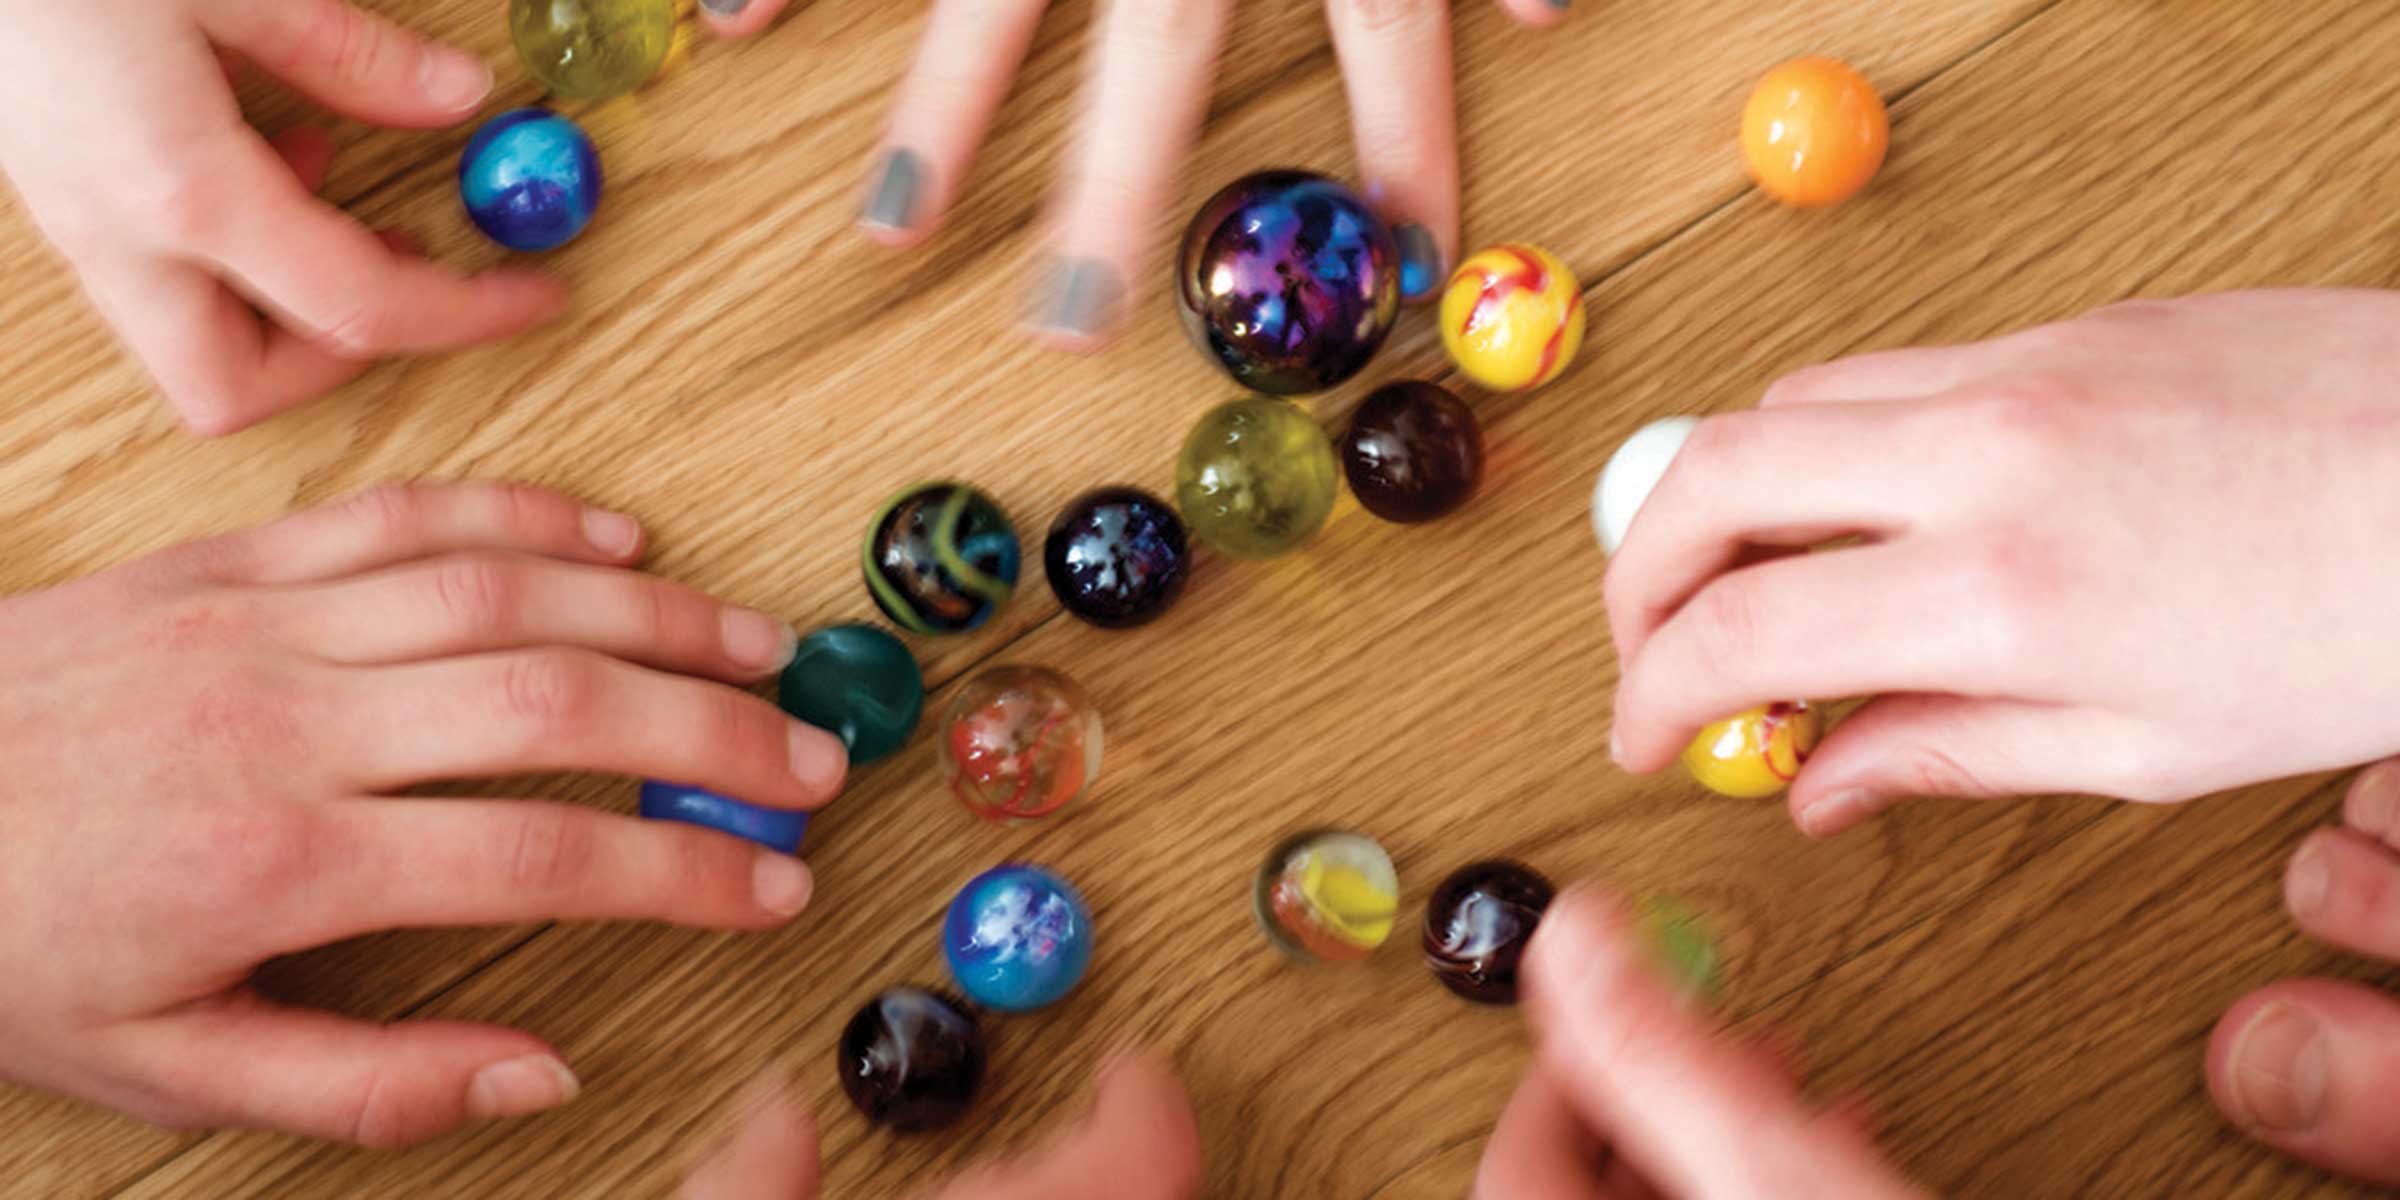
[837,987,986,1132]
[1341,382,1484,523]
[1422,860,1555,1004]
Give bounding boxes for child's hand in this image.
[837,0,1566,348]
[0,482,845,1145]
[681,1049,1201,1200]
[0,0,567,435]
[1603,289,2400,837]
[2205,762,2400,1184]
[1480,887,1924,1200]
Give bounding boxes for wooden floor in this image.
[5,0,2399,1195]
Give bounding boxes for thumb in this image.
[1523,889,1924,1200]
[682,1072,822,1200]
[201,0,493,128]
[1783,695,2147,839]
[116,990,577,1148]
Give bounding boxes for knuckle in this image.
[189,807,317,904]
[1894,739,1995,800]
[1674,412,1758,480]
[506,806,598,895]
[1334,0,1443,33]
[427,555,522,638]
[497,651,602,737]
[700,685,770,761]
[342,484,429,549]
[307,302,389,355]
[291,0,382,81]
[1684,580,1767,677]
[141,161,231,247]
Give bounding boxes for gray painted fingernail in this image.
[701,0,749,15]
[1394,223,1442,302]
[1550,0,1570,8]
[862,149,924,232]
[1028,257,1124,339]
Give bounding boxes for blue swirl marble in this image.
[943,864,1093,1012]
[459,109,603,252]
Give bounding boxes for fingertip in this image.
[1391,221,1450,306]
[2343,759,2400,841]
[463,1052,583,1123]
[1024,256,1129,353]
[1523,885,1640,1020]
[752,851,814,920]
[697,0,789,40]
[1497,0,1571,30]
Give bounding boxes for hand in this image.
[834,0,1565,348]
[1479,887,1923,1199]
[2206,761,2400,1184]
[1602,289,2400,836]
[0,482,847,1146]
[0,0,569,435]
[680,1049,1202,1200]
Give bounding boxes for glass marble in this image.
[1423,860,1555,1004]
[837,987,985,1133]
[1044,487,1190,629]
[1175,170,1399,395]
[1638,894,1720,999]
[637,780,806,854]
[943,864,1093,1013]
[1594,416,1699,555]
[1439,244,1584,393]
[1743,57,1888,209]
[1340,382,1484,524]
[777,624,925,765]
[1253,830,1399,964]
[862,482,1020,636]
[941,666,1102,823]
[509,0,672,102]
[1682,701,1823,798]
[1174,397,1339,559]
[459,108,602,253]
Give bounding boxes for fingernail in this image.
[466,1055,581,1121]
[2285,841,2331,921]
[1028,257,1124,340]
[419,50,495,113]
[721,608,798,674]
[2347,763,2400,838]
[753,853,812,917]
[1549,0,1571,9]
[581,509,641,558]
[1394,223,1443,302]
[1797,789,1868,838]
[862,148,925,233]
[1608,727,1625,767]
[2226,1004,2327,1132]
[788,723,847,794]
[700,0,749,15]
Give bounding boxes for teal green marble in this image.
[777,624,925,764]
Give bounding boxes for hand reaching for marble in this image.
[1601,289,2400,836]
[0,482,845,1145]
[805,0,1567,348]
[0,0,577,434]
[1479,887,1924,1200]
[681,1050,1202,1200]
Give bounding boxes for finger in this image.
[300,799,811,947]
[330,649,848,809]
[1525,888,1924,1200]
[1614,548,2020,773]
[272,554,796,681]
[118,990,576,1148]
[1324,0,1457,304]
[77,258,372,437]
[1780,694,2152,838]
[190,140,565,359]
[2209,979,2400,1184]
[201,0,494,127]
[1025,0,1232,350]
[858,0,1050,245]
[923,1049,1201,1200]
[1761,343,2008,408]
[2282,828,2400,961]
[698,0,798,38]
[190,482,645,585]
[1600,405,1933,665]
[1476,1068,1615,1200]
[1491,0,1570,29]
[682,1073,822,1200]
[2341,760,2400,850]
[269,126,337,193]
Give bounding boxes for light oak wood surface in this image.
[4,0,2398,1195]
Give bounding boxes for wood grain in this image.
[4,0,2399,1196]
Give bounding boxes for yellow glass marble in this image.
[1681,701,1823,798]
[510,0,673,102]
[1439,244,1586,392]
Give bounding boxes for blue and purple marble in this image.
[1175,170,1399,394]
[460,108,602,252]
[943,864,1093,1012]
